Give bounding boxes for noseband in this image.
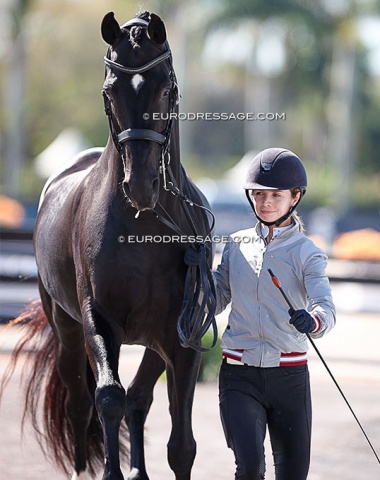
[102,18,179,167]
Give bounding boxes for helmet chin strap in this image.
[245,190,302,227]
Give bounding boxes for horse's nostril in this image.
[152,177,159,192]
[122,181,130,197]
[122,178,158,210]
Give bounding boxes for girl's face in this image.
[250,189,300,226]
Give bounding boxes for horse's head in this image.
[101,11,179,211]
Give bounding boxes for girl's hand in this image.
[289,309,316,333]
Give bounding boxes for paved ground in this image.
[1,309,380,479]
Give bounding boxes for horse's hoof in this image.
[71,470,89,480]
[128,467,149,480]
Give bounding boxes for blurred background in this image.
[1,0,380,319]
[1,4,380,478]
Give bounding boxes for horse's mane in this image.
[126,10,151,49]
[136,10,150,22]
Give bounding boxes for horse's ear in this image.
[101,12,121,46]
[147,13,166,45]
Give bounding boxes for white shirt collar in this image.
[259,222,294,242]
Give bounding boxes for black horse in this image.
[1,11,216,480]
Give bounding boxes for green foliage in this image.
[198,330,222,383]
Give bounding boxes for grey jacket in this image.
[214,220,336,367]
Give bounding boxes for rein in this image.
[154,160,218,353]
[102,17,217,352]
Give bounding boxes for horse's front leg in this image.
[83,304,126,480]
[166,346,201,480]
[126,348,166,480]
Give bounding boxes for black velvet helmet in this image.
[244,148,307,193]
[244,148,307,226]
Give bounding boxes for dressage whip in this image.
[268,268,380,466]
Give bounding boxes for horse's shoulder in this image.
[51,147,103,181]
[38,148,104,209]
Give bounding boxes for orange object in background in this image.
[332,228,380,261]
[0,195,25,229]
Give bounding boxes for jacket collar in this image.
[255,218,300,242]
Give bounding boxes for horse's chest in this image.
[91,249,184,317]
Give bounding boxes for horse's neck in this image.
[99,139,124,184]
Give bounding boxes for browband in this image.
[104,50,172,75]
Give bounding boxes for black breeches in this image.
[219,361,312,480]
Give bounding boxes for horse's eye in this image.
[162,89,171,98]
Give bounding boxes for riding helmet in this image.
[244,148,307,226]
[244,148,307,194]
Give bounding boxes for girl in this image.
[187,147,336,479]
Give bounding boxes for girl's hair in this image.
[290,188,305,233]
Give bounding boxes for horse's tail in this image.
[0,299,129,477]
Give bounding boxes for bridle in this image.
[101,17,214,233]
[101,17,215,236]
[101,17,217,353]
[102,17,179,178]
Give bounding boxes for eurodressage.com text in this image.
[118,235,256,244]
[142,112,286,121]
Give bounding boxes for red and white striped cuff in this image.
[312,314,321,333]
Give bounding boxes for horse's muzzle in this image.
[122,176,160,210]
